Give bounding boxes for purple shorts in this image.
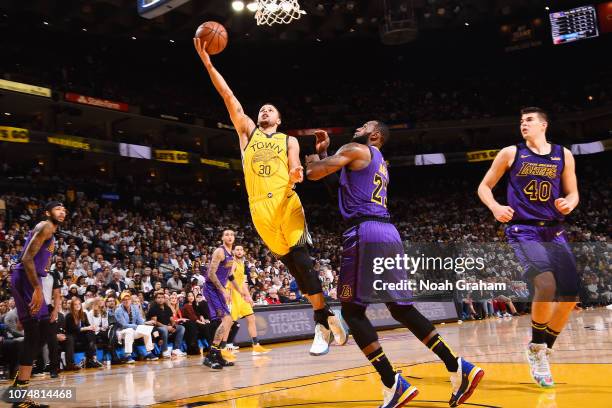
[505,224,579,296]
[203,284,230,321]
[11,268,49,323]
[339,220,412,306]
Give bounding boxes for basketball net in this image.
[255,0,306,26]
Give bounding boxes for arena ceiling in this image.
[0,0,561,43]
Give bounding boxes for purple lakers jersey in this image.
[507,143,565,221]
[205,247,233,289]
[339,146,390,221]
[14,229,55,277]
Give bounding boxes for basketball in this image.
[195,21,228,55]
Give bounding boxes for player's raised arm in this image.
[306,142,369,181]
[477,146,516,223]
[21,221,54,314]
[555,147,579,215]
[193,38,256,149]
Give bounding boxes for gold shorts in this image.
[250,190,311,257]
[230,295,254,321]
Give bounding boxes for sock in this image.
[366,347,396,388]
[252,337,259,346]
[531,320,548,344]
[544,327,560,349]
[209,345,221,356]
[426,334,459,372]
[219,341,227,349]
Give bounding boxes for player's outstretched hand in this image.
[314,130,330,155]
[492,204,514,223]
[193,38,212,68]
[554,198,573,215]
[289,166,304,184]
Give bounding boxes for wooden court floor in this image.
[3,308,611,408]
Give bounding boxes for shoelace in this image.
[535,350,551,375]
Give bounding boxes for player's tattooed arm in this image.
[21,221,53,289]
[306,142,369,181]
[556,147,579,215]
[21,221,54,315]
[207,248,227,292]
[193,38,255,149]
[478,146,516,222]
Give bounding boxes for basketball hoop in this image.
[255,0,306,26]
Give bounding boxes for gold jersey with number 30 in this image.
[242,128,289,200]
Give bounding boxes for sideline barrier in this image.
[233,301,458,345]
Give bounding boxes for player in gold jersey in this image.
[194,38,347,355]
[224,245,271,355]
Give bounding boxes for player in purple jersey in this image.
[306,122,483,408]
[478,107,580,388]
[3,201,65,408]
[202,230,252,370]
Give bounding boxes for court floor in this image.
[4,308,611,408]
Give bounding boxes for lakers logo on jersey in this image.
[340,285,353,300]
[517,162,558,179]
[47,239,55,253]
[252,146,281,177]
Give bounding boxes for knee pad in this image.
[341,303,378,349]
[387,303,435,341]
[286,246,322,296]
[280,253,305,291]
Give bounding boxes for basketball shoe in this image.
[449,358,485,407]
[380,373,419,408]
[526,343,554,387]
[328,314,348,346]
[309,323,332,356]
[252,344,271,355]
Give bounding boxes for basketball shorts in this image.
[204,284,230,321]
[339,220,412,306]
[249,190,311,257]
[505,223,579,297]
[11,268,49,323]
[230,294,254,321]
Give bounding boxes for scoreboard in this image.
[550,5,599,45]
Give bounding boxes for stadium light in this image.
[246,2,258,12]
[232,1,245,11]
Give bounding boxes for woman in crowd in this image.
[168,292,195,355]
[66,298,104,368]
[181,291,214,353]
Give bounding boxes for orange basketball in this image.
[195,21,228,55]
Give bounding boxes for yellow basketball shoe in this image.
[252,344,271,355]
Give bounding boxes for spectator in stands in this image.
[167,270,183,291]
[182,291,213,349]
[168,292,196,355]
[65,298,103,368]
[146,292,185,358]
[108,272,127,293]
[114,292,157,363]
